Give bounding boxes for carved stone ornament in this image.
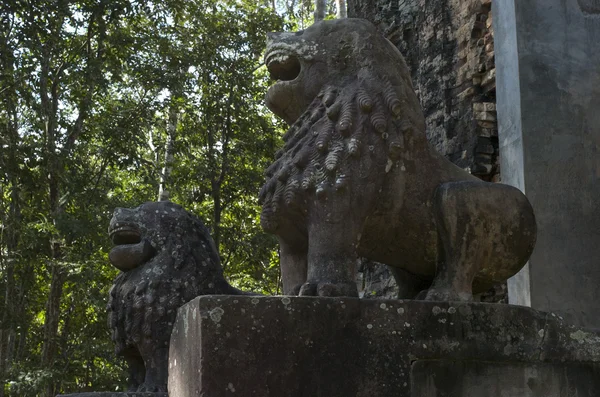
[260,18,537,301]
[107,201,242,392]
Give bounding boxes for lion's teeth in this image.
[109,225,138,236]
[266,51,291,66]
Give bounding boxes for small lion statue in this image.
[107,201,243,392]
[260,19,536,301]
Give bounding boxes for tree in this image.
[336,0,347,18]
[157,0,285,293]
[0,0,290,394]
[315,0,327,20]
[0,1,157,394]
[273,0,344,27]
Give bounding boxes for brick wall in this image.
[349,0,498,180]
[348,0,506,301]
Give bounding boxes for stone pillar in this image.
[493,0,600,328]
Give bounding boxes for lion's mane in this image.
[259,62,425,232]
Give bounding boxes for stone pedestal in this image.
[169,296,600,397]
[493,0,600,328]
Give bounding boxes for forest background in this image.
[0,0,347,395]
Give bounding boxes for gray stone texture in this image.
[169,296,600,397]
[347,0,510,301]
[412,361,600,397]
[493,0,600,328]
[358,262,508,303]
[348,0,498,180]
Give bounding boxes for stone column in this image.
[493,0,600,328]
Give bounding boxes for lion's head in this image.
[108,201,220,273]
[264,18,425,129]
[260,19,427,232]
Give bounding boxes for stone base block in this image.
[169,296,600,397]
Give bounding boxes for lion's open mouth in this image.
[266,52,301,82]
[109,224,142,245]
[264,45,308,124]
[108,223,154,272]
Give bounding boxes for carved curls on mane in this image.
[259,70,423,233]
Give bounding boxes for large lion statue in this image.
[259,19,536,301]
[107,201,243,392]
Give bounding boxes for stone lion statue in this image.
[259,18,536,301]
[107,201,243,392]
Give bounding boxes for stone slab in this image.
[168,296,600,397]
[411,361,600,397]
[493,0,600,328]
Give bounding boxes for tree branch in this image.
[65,7,107,152]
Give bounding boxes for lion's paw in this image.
[299,281,358,297]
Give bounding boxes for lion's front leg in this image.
[299,197,363,297]
[123,348,145,392]
[279,238,308,295]
[138,344,168,392]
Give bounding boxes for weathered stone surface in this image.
[412,361,600,396]
[169,296,600,397]
[348,0,504,300]
[58,393,167,397]
[348,0,499,181]
[260,19,536,302]
[107,202,244,392]
[493,0,600,328]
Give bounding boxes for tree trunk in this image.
[40,57,67,395]
[158,103,178,201]
[286,0,298,16]
[211,182,222,251]
[206,119,223,254]
[38,32,66,395]
[38,9,107,392]
[315,0,327,21]
[39,8,69,397]
[40,258,66,397]
[336,0,347,18]
[0,186,20,397]
[0,23,20,396]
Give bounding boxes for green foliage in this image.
[0,0,329,395]
[0,0,344,393]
